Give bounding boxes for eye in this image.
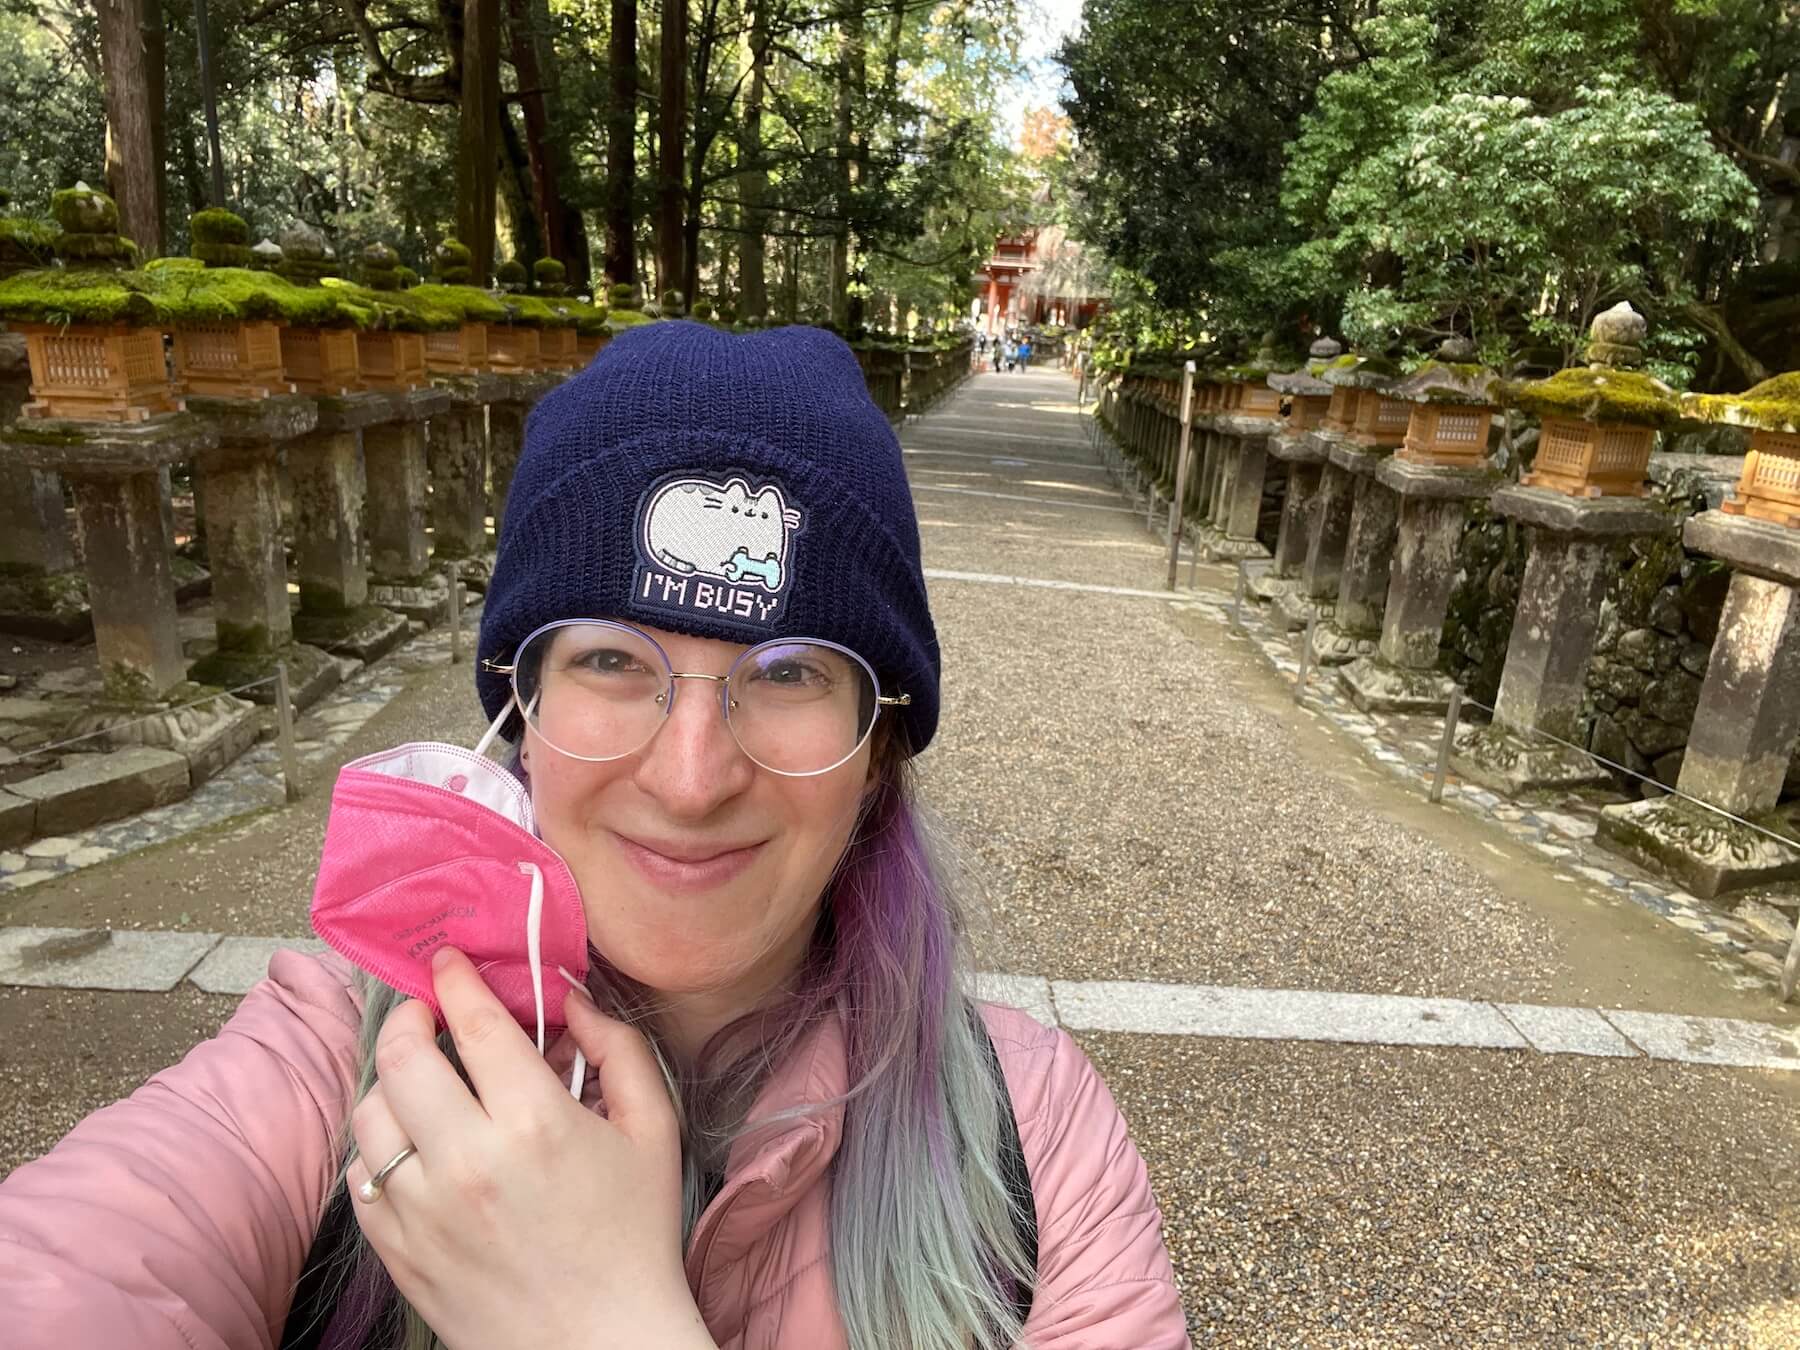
[754,657,828,688]
[568,646,653,676]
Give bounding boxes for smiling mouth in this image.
[611,832,766,891]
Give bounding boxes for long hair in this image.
[312,740,1034,1350]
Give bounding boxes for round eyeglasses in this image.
[484,620,911,777]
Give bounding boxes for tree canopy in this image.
[1060,0,1799,387]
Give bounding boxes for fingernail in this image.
[556,965,596,1003]
[432,945,459,971]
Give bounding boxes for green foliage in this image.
[0,267,167,326]
[533,257,567,291]
[495,258,528,292]
[406,283,509,324]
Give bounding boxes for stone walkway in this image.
[4,364,1800,1344]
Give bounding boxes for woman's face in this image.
[522,621,875,1013]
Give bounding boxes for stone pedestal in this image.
[1277,432,1356,633]
[428,375,502,579]
[183,395,338,708]
[1452,488,1671,794]
[1257,431,1325,605]
[3,414,219,700]
[487,372,561,535]
[1313,443,1400,664]
[1598,512,1800,896]
[1338,458,1498,714]
[364,388,453,624]
[288,392,409,663]
[1204,422,1274,562]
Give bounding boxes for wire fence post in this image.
[275,660,301,804]
[1430,686,1464,804]
[446,564,463,666]
[1294,615,1318,703]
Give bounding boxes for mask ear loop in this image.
[473,700,518,759]
[518,859,586,1099]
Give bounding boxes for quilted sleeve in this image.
[0,949,365,1350]
[988,1009,1192,1350]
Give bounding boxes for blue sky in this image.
[1004,0,1085,142]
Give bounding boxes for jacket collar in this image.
[684,1012,849,1293]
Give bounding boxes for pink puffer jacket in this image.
[0,950,1191,1348]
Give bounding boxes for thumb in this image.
[562,984,678,1142]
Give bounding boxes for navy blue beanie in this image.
[477,320,940,753]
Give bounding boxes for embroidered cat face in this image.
[640,476,803,592]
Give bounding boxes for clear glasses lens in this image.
[513,623,879,774]
[726,640,877,775]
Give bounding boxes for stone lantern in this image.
[1199,335,1283,564]
[353,244,432,391]
[1392,338,1495,469]
[1254,345,1337,605]
[167,210,293,402]
[1336,344,1502,713]
[1595,374,1800,896]
[1304,349,1407,663]
[9,185,179,422]
[1506,303,1679,498]
[422,241,495,376]
[275,225,360,398]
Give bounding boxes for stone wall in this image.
[1439,504,1529,707]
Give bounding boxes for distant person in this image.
[1018,339,1032,370]
[0,321,1190,1350]
[992,339,1003,372]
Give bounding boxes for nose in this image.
[630,675,756,818]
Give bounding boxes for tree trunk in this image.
[736,0,770,319]
[499,108,546,267]
[507,0,590,290]
[657,0,688,300]
[458,0,503,280]
[605,0,640,287]
[96,0,166,256]
[828,2,864,329]
[679,0,724,304]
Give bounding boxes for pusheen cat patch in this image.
[632,472,805,627]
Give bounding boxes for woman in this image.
[0,322,1189,1349]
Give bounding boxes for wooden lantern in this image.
[282,327,361,396]
[172,320,293,399]
[1721,429,1800,528]
[539,326,579,369]
[355,330,429,390]
[1397,403,1491,468]
[1284,393,1332,432]
[1346,390,1413,449]
[1320,385,1359,436]
[1523,417,1653,498]
[17,323,180,422]
[1237,383,1282,420]
[425,323,490,376]
[486,324,541,371]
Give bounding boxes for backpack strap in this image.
[975,1010,1039,1329]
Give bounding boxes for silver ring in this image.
[356,1144,418,1203]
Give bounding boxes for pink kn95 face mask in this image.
[310,717,589,1054]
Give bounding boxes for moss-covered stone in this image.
[275,224,341,286]
[0,267,169,326]
[533,257,567,295]
[407,282,508,324]
[394,265,419,289]
[190,208,250,246]
[1318,352,1401,389]
[495,258,528,292]
[319,276,459,332]
[149,264,365,327]
[433,239,473,284]
[360,242,402,292]
[52,184,118,235]
[1685,371,1800,433]
[1496,366,1683,429]
[607,309,656,331]
[660,288,686,317]
[1391,360,1498,406]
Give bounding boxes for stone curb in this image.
[5,924,1797,1071]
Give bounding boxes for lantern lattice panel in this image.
[1722,430,1800,529]
[1523,418,1653,498]
[19,324,179,422]
[283,328,361,396]
[173,321,292,398]
[1398,403,1490,468]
